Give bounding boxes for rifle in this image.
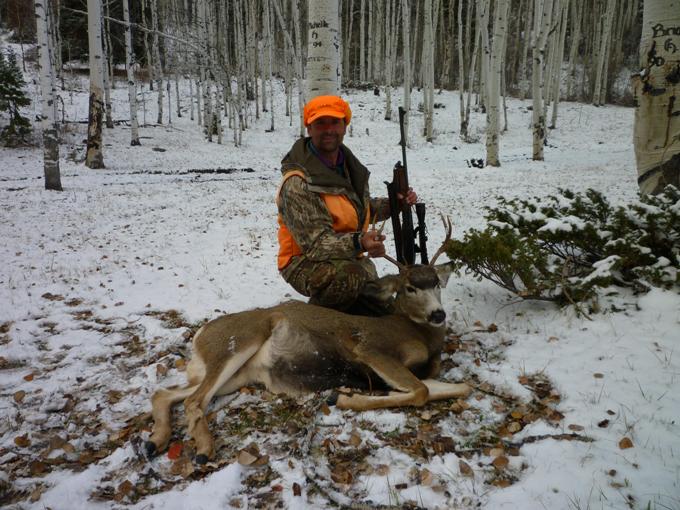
[385,107,429,265]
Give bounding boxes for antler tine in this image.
[429,213,453,266]
[383,253,407,272]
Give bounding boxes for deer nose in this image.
[429,309,446,325]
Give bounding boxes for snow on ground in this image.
[0,55,678,510]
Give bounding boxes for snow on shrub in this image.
[445,186,680,308]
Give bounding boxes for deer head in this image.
[362,216,453,326]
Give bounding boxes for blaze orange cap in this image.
[303,95,352,126]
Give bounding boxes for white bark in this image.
[422,0,435,141]
[35,0,62,190]
[306,0,341,97]
[401,0,411,146]
[633,0,680,194]
[531,0,554,161]
[360,0,366,82]
[102,0,113,128]
[122,0,140,146]
[592,0,616,105]
[151,0,164,124]
[86,0,105,168]
[486,0,509,167]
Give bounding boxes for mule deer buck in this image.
[146,219,470,463]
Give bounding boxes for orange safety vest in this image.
[277,170,371,270]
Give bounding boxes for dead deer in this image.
[145,219,470,464]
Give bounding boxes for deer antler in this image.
[429,214,453,266]
[382,253,407,271]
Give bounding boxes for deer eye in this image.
[405,286,416,294]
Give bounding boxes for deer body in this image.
[146,223,470,463]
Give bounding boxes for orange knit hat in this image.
[303,95,352,126]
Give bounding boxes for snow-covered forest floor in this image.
[1,58,679,510]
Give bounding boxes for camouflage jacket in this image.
[277,137,390,271]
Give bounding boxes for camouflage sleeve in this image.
[278,176,360,261]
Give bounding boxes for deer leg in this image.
[146,384,198,457]
[421,379,471,401]
[335,353,429,411]
[183,342,262,463]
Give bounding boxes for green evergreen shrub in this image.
[445,187,680,307]
[0,49,32,145]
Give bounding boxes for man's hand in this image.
[397,187,418,206]
[361,230,386,258]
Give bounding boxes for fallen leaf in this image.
[394,483,408,490]
[606,409,616,415]
[29,461,48,476]
[29,485,44,502]
[14,434,30,447]
[492,456,509,469]
[507,422,522,433]
[459,460,474,477]
[375,464,390,476]
[330,466,353,484]
[23,373,35,382]
[320,403,331,416]
[568,424,584,431]
[13,390,26,403]
[156,364,168,376]
[237,449,259,466]
[487,323,498,332]
[593,373,604,379]
[518,375,529,385]
[271,484,283,492]
[492,478,512,488]
[598,419,610,428]
[618,437,634,449]
[489,447,505,457]
[293,482,302,496]
[348,432,362,447]
[608,469,617,476]
[510,410,524,420]
[420,468,433,486]
[174,358,186,370]
[167,442,183,460]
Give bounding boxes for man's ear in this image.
[434,262,454,288]
[362,274,402,302]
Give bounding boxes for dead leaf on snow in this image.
[114,480,134,502]
[375,464,390,476]
[459,460,474,477]
[598,419,610,428]
[293,482,302,496]
[23,373,35,382]
[507,422,522,433]
[419,468,433,486]
[348,432,362,447]
[14,433,30,447]
[330,465,353,485]
[593,373,604,379]
[237,443,268,467]
[568,424,584,431]
[492,456,509,470]
[618,437,634,449]
[156,363,168,377]
[13,390,26,403]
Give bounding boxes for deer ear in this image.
[434,262,454,288]
[361,274,402,302]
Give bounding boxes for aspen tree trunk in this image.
[101,0,114,129]
[264,0,275,131]
[592,0,616,105]
[359,0,366,82]
[49,0,62,80]
[140,0,154,91]
[151,0,164,124]
[35,0,62,191]
[367,0,374,82]
[343,0,354,80]
[517,1,533,100]
[531,0,554,161]
[86,0,105,169]
[633,0,680,194]
[384,0,395,120]
[486,0,509,167]
[566,0,582,99]
[306,0,341,97]
[122,0,140,146]
[401,0,411,146]
[189,76,195,121]
[457,0,467,139]
[422,0,434,141]
[549,0,569,129]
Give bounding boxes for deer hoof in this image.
[326,391,339,406]
[144,441,157,458]
[195,454,209,465]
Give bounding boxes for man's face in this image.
[307,116,346,155]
